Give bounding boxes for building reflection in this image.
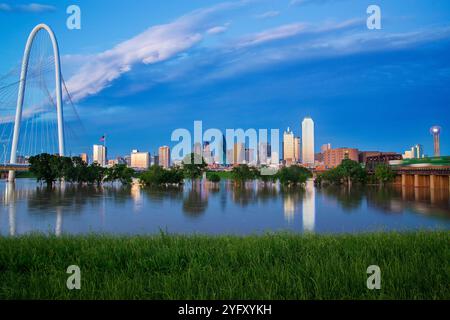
[302,179,315,232]
[283,195,295,223]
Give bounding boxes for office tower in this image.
[80,153,88,164]
[130,150,150,169]
[158,146,170,168]
[321,143,331,153]
[245,148,255,164]
[193,142,202,157]
[123,155,132,167]
[93,144,107,166]
[430,126,441,157]
[259,142,268,165]
[226,149,234,165]
[203,142,212,164]
[403,150,413,159]
[283,127,295,164]
[294,137,301,163]
[233,143,245,164]
[302,117,315,165]
[152,155,159,166]
[323,148,359,168]
[411,144,424,159]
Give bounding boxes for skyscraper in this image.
[93,144,107,166]
[283,127,295,164]
[158,146,170,168]
[80,153,88,164]
[258,142,269,165]
[411,144,424,159]
[130,150,150,169]
[294,137,301,163]
[233,143,245,164]
[302,117,315,165]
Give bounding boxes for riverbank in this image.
[0,232,448,299]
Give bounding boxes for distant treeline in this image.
[28,153,394,187]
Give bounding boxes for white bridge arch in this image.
[8,23,65,181]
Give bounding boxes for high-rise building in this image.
[193,142,202,157]
[259,142,269,165]
[80,153,88,164]
[430,126,441,157]
[245,148,255,164]
[158,146,170,168]
[323,148,359,168]
[130,150,150,169]
[302,117,315,165]
[283,127,295,165]
[411,144,424,159]
[233,143,245,164]
[93,144,107,166]
[294,137,301,163]
[203,142,212,164]
[403,150,413,159]
[321,143,331,153]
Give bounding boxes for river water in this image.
[1,179,449,236]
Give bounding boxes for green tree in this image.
[277,165,311,186]
[139,165,184,186]
[231,164,257,183]
[28,153,59,185]
[207,173,221,183]
[182,153,207,180]
[338,159,367,186]
[105,164,135,184]
[374,164,396,186]
[86,163,106,185]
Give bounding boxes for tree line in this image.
[28,153,395,187]
[315,159,396,187]
[28,154,134,185]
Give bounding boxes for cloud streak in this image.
[0,3,56,12]
[65,1,244,102]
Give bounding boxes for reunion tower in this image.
[430,126,441,157]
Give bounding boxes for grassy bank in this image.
[0,232,448,299]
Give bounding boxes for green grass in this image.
[0,232,448,300]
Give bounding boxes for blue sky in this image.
[0,0,449,158]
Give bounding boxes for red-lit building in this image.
[323,148,359,168]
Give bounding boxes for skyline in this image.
[0,0,449,158]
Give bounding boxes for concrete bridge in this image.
[393,166,450,189]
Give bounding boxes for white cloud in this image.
[236,19,362,48]
[65,2,244,102]
[207,25,229,34]
[255,11,280,19]
[18,3,56,12]
[0,3,55,12]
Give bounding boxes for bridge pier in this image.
[7,170,15,182]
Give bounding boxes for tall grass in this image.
[0,232,448,299]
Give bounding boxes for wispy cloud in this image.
[290,0,345,6]
[236,18,363,47]
[0,3,56,12]
[255,10,280,19]
[66,1,245,102]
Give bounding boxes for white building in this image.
[302,117,315,165]
[93,144,107,167]
[130,150,150,169]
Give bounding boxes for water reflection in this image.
[302,179,315,232]
[0,179,449,236]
